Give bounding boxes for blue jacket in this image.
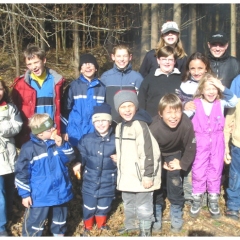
[77,128,117,198]
[100,63,143,123]
[15,133,75,207]
[61,74,106,146]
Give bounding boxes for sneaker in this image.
[226,209,239,221]
[0,231,8,237]
[190,195,202,218]
[208,194,220,219]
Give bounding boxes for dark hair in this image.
[23,44,46,62]
[182,52,212,82]
[155,46,178,60]
[0,80,11,103]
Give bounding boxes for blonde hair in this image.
[28,113,51,130]
[158,93,183,115]
[156,32,187,59]
[194,73,223,100]
[112,44,132,55]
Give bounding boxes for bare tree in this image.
[151,4,158,49]
[190,4,197,53]
[231,4,236,57]
[173,4,181,27]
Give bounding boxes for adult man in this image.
[207,31,240,88]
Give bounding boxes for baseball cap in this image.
[208,31,228,45]
[161,21,180,34]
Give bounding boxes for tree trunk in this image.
[190,4,197,53]
[230,4,236,57]
[82,4,86,51]
[140,4,150,64]
[151,4,158,49]
[73,4,80,78]
[12,4,20,77]
[173,4,181,27]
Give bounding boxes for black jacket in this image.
[208,50,240,88]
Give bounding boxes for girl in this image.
[139,21,187,77]
[0,80,22,236]
[184,74,238,219]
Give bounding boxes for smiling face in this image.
[25,55,46,77]
[160,106,182,129]
[162,31,179,47]
[118,101,136,121]
[189,59,207,81]
[202,81,219,103]
[111,48,132,70]
[157,54,176,74]
[93,120,111,136]
[80,63,97,81]
[208,42,228,58]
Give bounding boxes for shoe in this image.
[0,231,8,237]
[118,228,138,235]
[226,209,239,221]
[190,194,202,218]
[81,229,90,237]
[170,225,182,233]
[208,194,220,219]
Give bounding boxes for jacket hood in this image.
[131,108,152,125]
[208,49,229,61]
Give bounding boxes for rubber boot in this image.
[139,220,152,237]
[152,204,162,233]
[83,216,95,236]
[208,193,220,219]
[190,194,203,218]
[95,215,110,230]
[170,204,183,233]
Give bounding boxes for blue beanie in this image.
[92,103,112,123]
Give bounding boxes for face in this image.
[208,42,228,58]
[0,83,4,101]
[157,54,176,74]
[111,49,132,70]
[189,59,207,81]
[202,81,218,103]
[80,63,97,81]
[162,31,179,47]
[118,102,136,121]
[93,120,111,136]
[38,127,55,140]
[160,106,182,129]
[25,55,46,77]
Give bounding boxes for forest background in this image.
[1,3,240,237]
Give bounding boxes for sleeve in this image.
[136,121,155,180]
[57,141,76,164]
[180,122,196,171]
[139,52,151,78]
[137,79,149,110]
[14,147,32,198]
[221,87,238,108]
[230,75,240,98]
[0,104,23,138]
[77,137,88,166]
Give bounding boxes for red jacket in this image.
[11,68,65,148]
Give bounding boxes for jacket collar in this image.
[154,67,181,77]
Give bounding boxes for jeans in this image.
[182,168,193,201]
[226,144,240,211]
[0,173,15,232]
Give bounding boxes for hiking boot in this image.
[208,194,220,219]
[190,194,203,218]
[226,209,239,221]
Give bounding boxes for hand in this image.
[110,154,117,163]
[73,162,81,175]
[54,135,63,146]
[163,159,181,171]
[224,152,231,164]
[142,179,153,189]
[22,196,32,208]
[208,77,225,92]
[184,101,196,111]
[61,133,69,141]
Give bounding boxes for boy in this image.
[61,53,105,147]
[11,45,65,148]
[14,113,75,236]
[149,93,196,233]
[113,90,161,237]
[73,103,117,236]
[100,44,143,125]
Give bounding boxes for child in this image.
[14,113,75,236]
[176,52,213,206]
[11,45,65,148]
[100,44,143,124]
[139,21,187,78]
[61,53,105,147]
[149,93,196,233]
[0,80,22,236]
[72,103,117,236]
[184,74,238,219]
[224,97,240,221]
[138,45,181,118]
[113,90,161,237]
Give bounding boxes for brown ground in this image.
[1,50,240,237]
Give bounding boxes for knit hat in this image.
[161,21,180,34]
[30,117,54,135]
[208,31,228,45]
[79,53,99,70]
[113,90,139,112]
[92,103,112,123]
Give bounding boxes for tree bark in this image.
[190,4,197,53]
[151,4,158,49]
[230,4,236,57]
[73,4,80,78]
[173,4,181,27]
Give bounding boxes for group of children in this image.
[1,19,240,237]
